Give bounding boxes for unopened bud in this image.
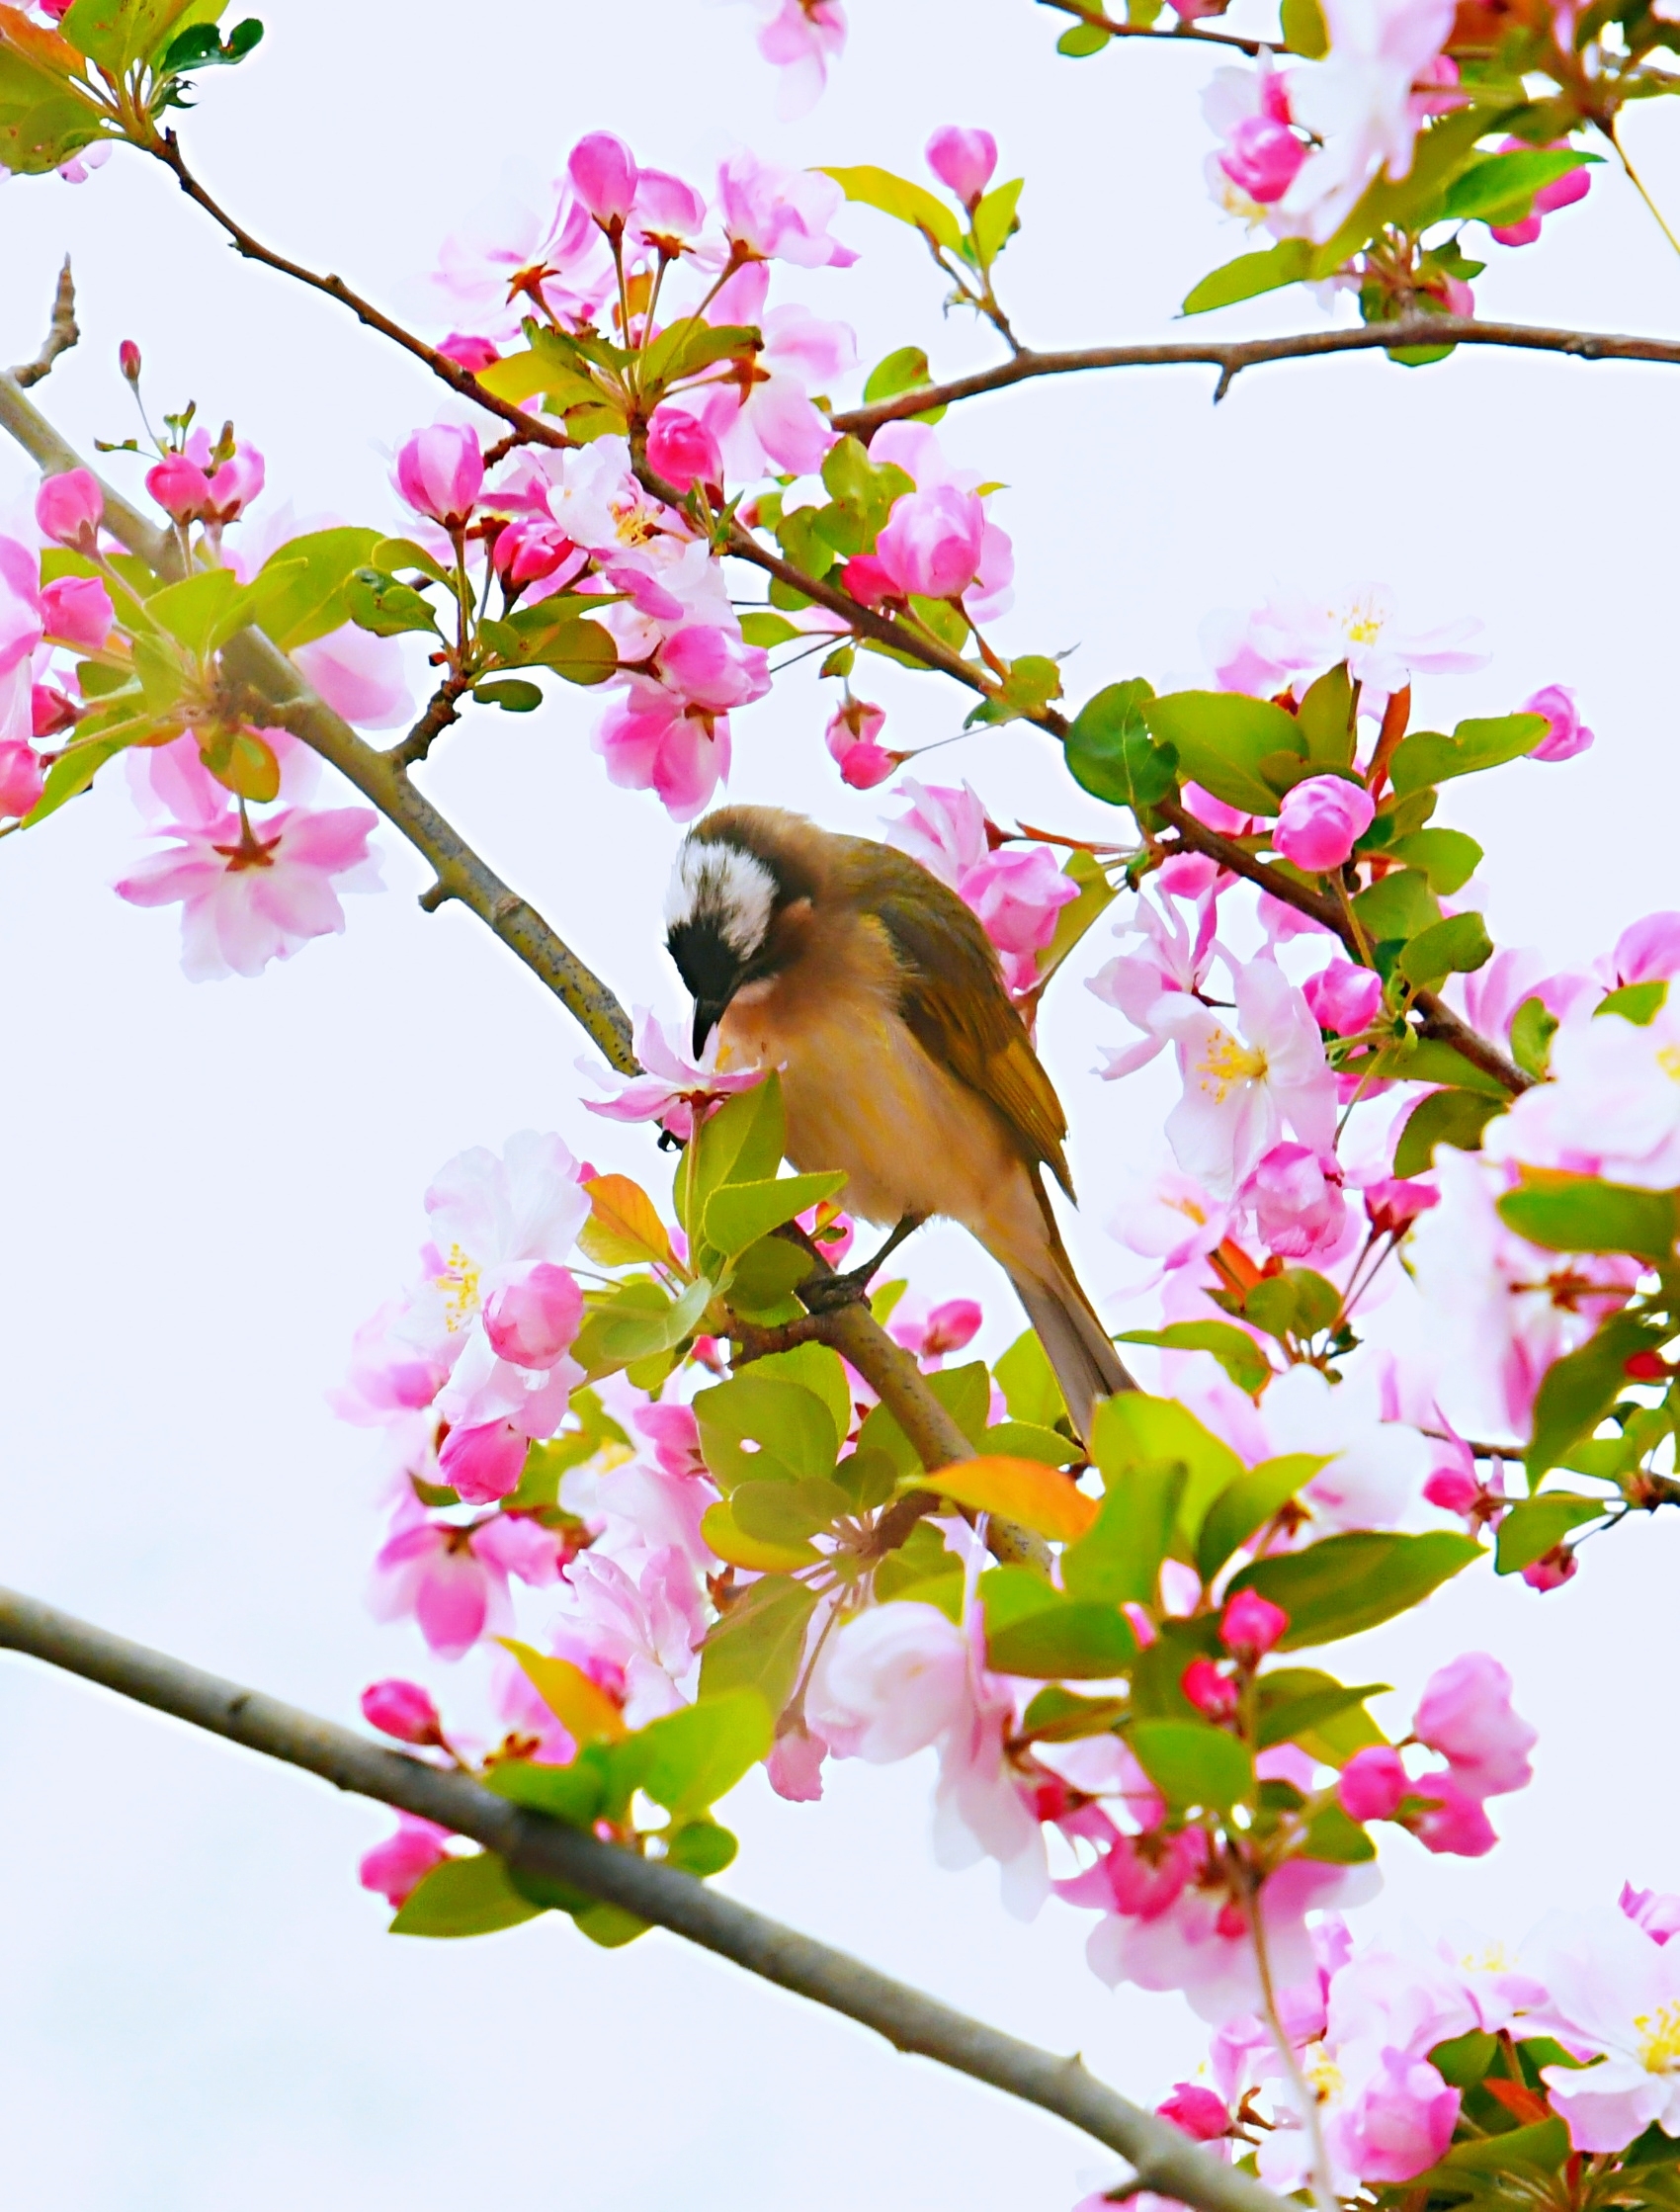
[119,339,141,383]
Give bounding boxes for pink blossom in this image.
[1150,957,1338,1197]
[655,625,771,713]
[824,695,895,788]
[360,1814,453,1908]
[115,803,382,981]
[582,1005,766,1142]
[188,434,264,525]
[892,1298,983,1363]
[567,131,637,227]
[1338,1744,1409,1822]
[876,482,986,602]
[1202,585,1485,717]
[33,683,76,738]
[1090,892,1223,1079]
[1522,1544,1578,1591]
[1058,1823,1210,1924]
[437,332,500,371]
[696,269,855,478]
[492,518,579,590]
[1204,57,1303,211]
[1365,1174,1439,1236]
[1422,1457,1480,1516]
[1222,112,1307,202]
[633,1400,708,1481]
[369,1508,564,1659]
[1489,138,1591,245]
[480,1261,585,1371]
[1220,1589,1288,1659]
[361,1677,445,1745]
[1621,1882,1680,1945]
[294,624,413,730]
[1248,1362,1430,1531]
[630,169,710,258]
[1487,998,1680,1188]
[395,423,483,529]
[1612,911,1680,986]
[430,185,610,340]
[958,845,1078,987]
[767,1723,829,1801]
[593,677,732,820]
[35,466,102,552]
[1157,2084,1231,2141]
[39,574,112,652]
[548,1547,707,1726]
[1241,1141,1349,1260]
[716,149,856,268]
[1410,1772,1498,1856]
[883,777,990,887]
[1534,1907,1680,2150]
[0,737,44,816]
[1182,1657,1239,1719]
[753,0,848,119]
[1273,773,1376,872]
[1334,2049,1461,2183]
[1523,682,1595,762]
[146,454,212,524]
[1412,1653,1536,1798]
[646,408,723,497]
[926,125,998,208]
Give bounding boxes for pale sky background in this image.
[1,3,1678,2207]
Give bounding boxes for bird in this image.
[662,804,1134,1435]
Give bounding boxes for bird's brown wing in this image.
[849,841,1075,1198]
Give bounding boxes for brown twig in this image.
[1037,0,1281,54]
[10,259,79,388]
[386,670,477,770]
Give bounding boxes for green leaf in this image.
[664,1819,738,1876]
[1526,1313,1663,1483]
[60,0,223,69]
[1397,911,1494,989]
[1361,1035,1512,1099]
[390,1852,546,1938]
[1140,691,1305,816]
[980,1419,1077,1467]
[1430,2029,1498,2089]
[995,1327,1066,1429]
[861,344,946,423]
[1388,713,1550,796]
[682,1073,784,1236]
[473,677,544,713]
[1494,1491,1606,1574]
[21,733,135,825]
[1597,978,1669,1026]
[483,1756,606,1829]
[1443,148,1595,223]
[638,321,759,394]
[817,163,962,251]
[572,1275,714,1375]
[1238,1268,1342,1346]
[1444,2119,1571,2176]
[988,1599,1135,1679]
[924,1455,1099,1543]
[1065,679,1176,810]
[1280,0,1328,53]
[345,568,441,638]
[1196,1454,1327,1581]
[1393,1087,1504,1177]
[1129,1720,1253,1812]
[703,1170,848,1259]
[246,526,381,648]
[1182,238,1315,317]
[145,567,253,656]
[725,1234,816,1319]
[695,1369,841,1490]
[1055,19,1111,52]
[1351,867,1439,944]
[1091,1393,1246,1542]
[1497,1173,1680,1264]
[730,1474,852,1546]
[1228,1530,1483,1647]
[971,176,1024,263]
[1116,1322,1272,1397]
[1386,827,1483,895]
[738,610,801,647]
[874,1521,965,1614]
[1062,1460,1188,1607]
[502,614,618,686]
[571,1901,649,1948]
[698,1574,819,1715]
[855,1361,990,1474]
[1297,663,1355,768]
[1302,1800,1378,1862]
[1256,1669,1388,1752]
[615,1689,772,1818]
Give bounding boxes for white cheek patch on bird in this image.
[664,839,779,963]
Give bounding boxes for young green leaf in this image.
[1130,1719,1254,1812]
[1227,1530,1482,1647]
[390,1852,547,1938]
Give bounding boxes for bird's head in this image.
[664,808,818,1057]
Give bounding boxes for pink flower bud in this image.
[1523,683,1594,763]
[875,483,987,602]
[1215,1899,1248,1939]
[361,1677,444,1745]
[1218,1588,1288,1659]
[1423,1463,1480,1515]
[1158,2085,1231,2141]
[922,1298,982,1357]
[0,739,44,817]
[766,1725,828,1802]
[145,453,212,525]
[493,518,577,587]
[1409,1772,1498,1856]
[568,131,638,226]
[1337,1744,1409,1822]
[1348,2051,1461,2182]
[958,845,1079,958]
[437,1415,527,1504]
[1365,1174,1440,1236]
[1488,213,1543,247]
[1413,1652,1537,1797]
[35,467,103,552]
[39,574,113,653]
[655,625,771,713]
[1218,115,1305,204]
[1522,1542,1577,1591]
[840,553,897,608]
[31,684,76,738]
[481,1261,584,1369]
[119,339,141,383]
[925,125,998,208]
[1273,773,1377,873]
[1181,1657,1238,1721]
[1303,959,1385,1036]
[360,1814,452,1908]
[204,442,264,523]
[438,331,501,372]
[1243,1141,1347,1261]
[1491,138,1589,244]
[824,696,895,788]
[646,407,724,497]
[394,423,484,530]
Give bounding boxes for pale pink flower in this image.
[1304,959,1385,1036]
[592,677,732,820]
[1253,1362,1430,1531]
[1091,893,1223,1079]
[0,538,43,750]
[293,624,413,730]
[1149,957,1338,1196]
[655,625,771,713]
[696,267,856,478]
[1202,585,1486,717]
[926,125,998,209]
[1611,912,1680,986]
[1274,773,1376,872]
[1204,58,1305,209]
[1533,1908,1680,2150]
[1523,682,1595,762]
[1338,1744,1409,1821]
[1111,1168,1233,1279]
[547,1547,707,1726]
[767,1724,829,1800]
[630,169,710,260]
[1412,1653,1537,1799]
[876,483,986,601]
[632,1399,709,1481]
[567,131,637,227]
[360,1814,453,1907]
[430,181,609,339]
[863,421,1014,621]
[883,777,990,887]
[369,1507,564,1659]
[114,803,382,981]
[582,1005,766,1142]
[753,0,848,119]
[1240,1141,1350,1261]
[1486,999,1680,1188]
[35,466,102,552]
[1622,1883,1680,1946]
[959,845,1079,990]
[1411,1772,1498,1856]
[395,423,483,530]
[715,148,856,267]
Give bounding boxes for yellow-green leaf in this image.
[497,1637,627,1744]
[920,1455,1098,1543]
[579,1173,673,1269]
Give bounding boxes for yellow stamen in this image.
[1194,1027,1268,1103]
[434,1243,482,1332]
[1636,2002,1680,2074]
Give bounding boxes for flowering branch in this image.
[1036,0,1281,55]
[0,1583,1287,2212]
[830,317,1680,439]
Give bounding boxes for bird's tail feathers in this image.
[1008,1236,1134,1443]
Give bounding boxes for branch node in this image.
[417,879,453,914]
[1212,361,1238,404]
[11,259,79,389]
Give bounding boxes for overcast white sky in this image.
[1,3,1678,2207]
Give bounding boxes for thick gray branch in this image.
[0,1584,1282,2212]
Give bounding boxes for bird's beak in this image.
[692,1000,727,1059]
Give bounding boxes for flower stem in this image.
[1241,1869,1337,2212]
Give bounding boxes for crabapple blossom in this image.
[883,778,991,886]
[1240,1141,1349,1260]
[1219,1590,1289,1659]
[1157,2084,1231,2141]
[645,407,723,497]
[1486,999,1680,1188]
[1251,1362,1431,1531]
[1535,1908,1680,2149]
[293,625,413,729]
[0,739,44,816]
[430,183,608,339]
[1412,1653,1537,1799]
[1623,1884,1680,1945]
[567,132,637,228]
[39,574,112,652]
[1182,1657,1239,1718]
[891,1298,983,1364]
[593,678,733,819]
[582,1006,765,1141]
[1364,1174,1439,1236]
[369,1507,564,1659]
[145,453,212,524]
[691,268,856,479]
[1523,682,1596,762]
[1205,59,1304,207]
[714,148,856,267]
[1273,773,1376,872]
[35,465,102,551]
[926,125,998,208]
[1411,1773,1498,1857]
[655,625,771,713]
[360,1815,453,1908]
[1489,139,1592,246]
[876,483,989,601]
[547,1547,707,1726]
[824,695,895,788]
[957,845,1079,992]
[1090,893,1223,1078]
[751,0,848,119]
[394,423,483,529]
[1338,1744,1410,1821]
[361,1678,445,1745]
[1148,956,1338,1196]
[1203,585,1487,715]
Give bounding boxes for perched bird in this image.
[663,805,1133,1433]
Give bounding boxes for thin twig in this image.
[1036,0,1281,54]
[10,260,79,388]
[0,1584,1287,2212]
[386,671,476,770]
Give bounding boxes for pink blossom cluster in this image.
[885,780,1075,996]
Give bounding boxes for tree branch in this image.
[1037,0,1281,54]
[0,1584,1284,2212]
[830,317,1680,439]
[10,259,80,388]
